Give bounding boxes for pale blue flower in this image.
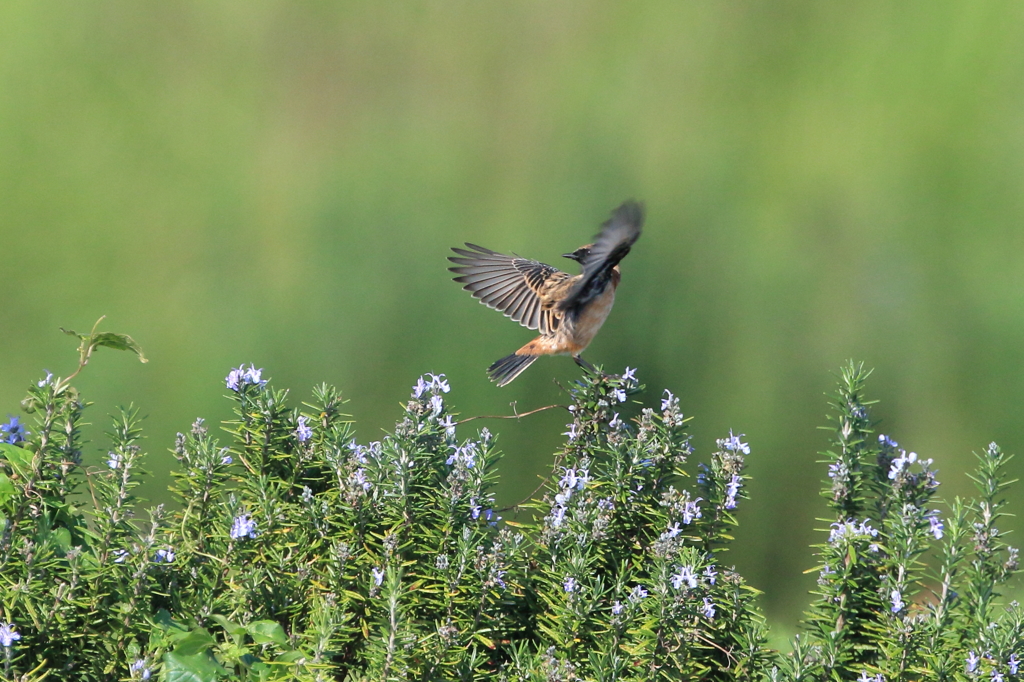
[929,513,944,540]
[967,650,980,674]
[721,430,750,455]
[226,364,267,392]
[829,520,879,544]
[427,373,451,393]
[295,416,313,442]
[890,588,904,613]
[700,597,716,619]
[441,415,457,439]
[0,416,27,445]
[371,566,384,586]
[670,565,697,590]
[703,566,718,585]
[230,514,258,540]
[130,659,152,680]
[724,475,742,510]
[155,548,175,563]
[352,469,371,491]
[412,376,429,398]
[0,622,20,647]
[682,498,702,524]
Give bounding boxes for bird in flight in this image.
[448,200,644,386]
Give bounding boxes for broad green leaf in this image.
[50,526,72,552]
[161,650,222,682]
[246,620,287,645]
[0,473,15,506]
[209,614,245,637]
[173,628,216,656]
[90,331,148,363]
[0,443,34,477]
[275,650,309,663]
[155,609,192,642]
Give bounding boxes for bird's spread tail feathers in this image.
[487,353,539,387]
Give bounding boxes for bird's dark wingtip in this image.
[609,200,645,230]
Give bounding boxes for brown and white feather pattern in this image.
[448,200,643,386]
[448,244,571,336]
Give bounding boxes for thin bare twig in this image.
[454,403,568,425]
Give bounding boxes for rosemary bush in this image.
[0,325,1019,681]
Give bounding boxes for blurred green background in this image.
[2,2,1023,635]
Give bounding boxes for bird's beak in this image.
[562,252,576,260]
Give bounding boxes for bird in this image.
[448,200,644,386]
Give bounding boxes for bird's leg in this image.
[573,355,604,377]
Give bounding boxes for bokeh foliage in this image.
[2,3,1024,627]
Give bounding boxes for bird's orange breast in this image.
[563,284,616,353]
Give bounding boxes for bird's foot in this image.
[573,355,609,379]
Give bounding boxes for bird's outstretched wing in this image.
[449,244,570,335]
[557,200,644,316]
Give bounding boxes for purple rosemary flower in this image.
[890,588,905,613]
[0,622,20,647]
[724,474,742,510]
[682,498,702,525]
[230,514,258,540]
[670,565,698,590]
[226,364,266,392]
[721,430,750,455]
[703,566,718,585]
[628,585,648,602]
[0,416,27,445]
[928,513,944,540]
[295,416,313,442]
[130,659,152,680]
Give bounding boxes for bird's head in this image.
[562,244,593,263]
